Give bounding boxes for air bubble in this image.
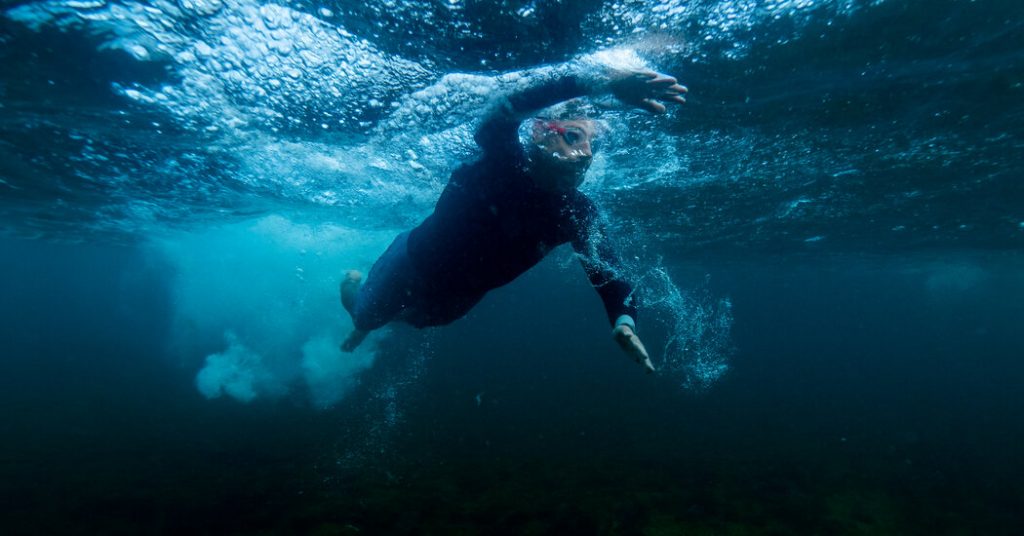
[128,44,149,59]
[178,0,223,16]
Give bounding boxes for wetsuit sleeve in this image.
[571,198,639,328]
[474,64,594,155]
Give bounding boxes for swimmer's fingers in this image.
[654,87,687,105]
[661,94,687,105]
[609,68,686,113]
[638,73,688,109]
[613,325,656,374]
[645,73,678,88]
[641,99,667,114]
[665,83,688,96]
[654,81,688,105]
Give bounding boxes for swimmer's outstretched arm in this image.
[573,206,656,374]
[474,51,687,151]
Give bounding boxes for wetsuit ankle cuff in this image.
[614,314,635,331]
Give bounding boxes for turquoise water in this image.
[2,0,1023,533]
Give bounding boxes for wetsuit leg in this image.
[351,232,420,332]
[354,232,492,330]
[399,289,485,328]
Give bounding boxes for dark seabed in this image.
[2,0,1024,534]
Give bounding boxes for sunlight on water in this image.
[5,0,1011,252]
[8,0,433,131]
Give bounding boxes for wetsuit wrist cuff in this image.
[614,315,636,331]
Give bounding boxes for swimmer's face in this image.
[528,119,596,191]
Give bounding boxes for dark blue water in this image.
[2,0,1023,533]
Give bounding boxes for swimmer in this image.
[340,57,687,373]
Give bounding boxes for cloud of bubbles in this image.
[152,214,395,407]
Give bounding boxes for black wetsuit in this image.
[351,74,637,331]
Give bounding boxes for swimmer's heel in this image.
[340,269,363,316]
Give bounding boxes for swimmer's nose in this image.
[575,140,593,160]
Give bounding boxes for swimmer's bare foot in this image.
[340,270,362,315]
[340,270,367,352]
[341,329,368,353]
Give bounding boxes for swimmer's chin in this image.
[534,172,587,192]
[528,162,590,191]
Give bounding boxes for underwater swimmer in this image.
[340,58,687,373]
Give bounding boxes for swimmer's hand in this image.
[613,324,655,374]
[608,68,687,114]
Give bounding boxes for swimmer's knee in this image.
[351,300,389,333]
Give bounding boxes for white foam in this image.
[196,331,277,402]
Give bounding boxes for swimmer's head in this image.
[526,117,597,191]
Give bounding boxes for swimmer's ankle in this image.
[341,329,368,352]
